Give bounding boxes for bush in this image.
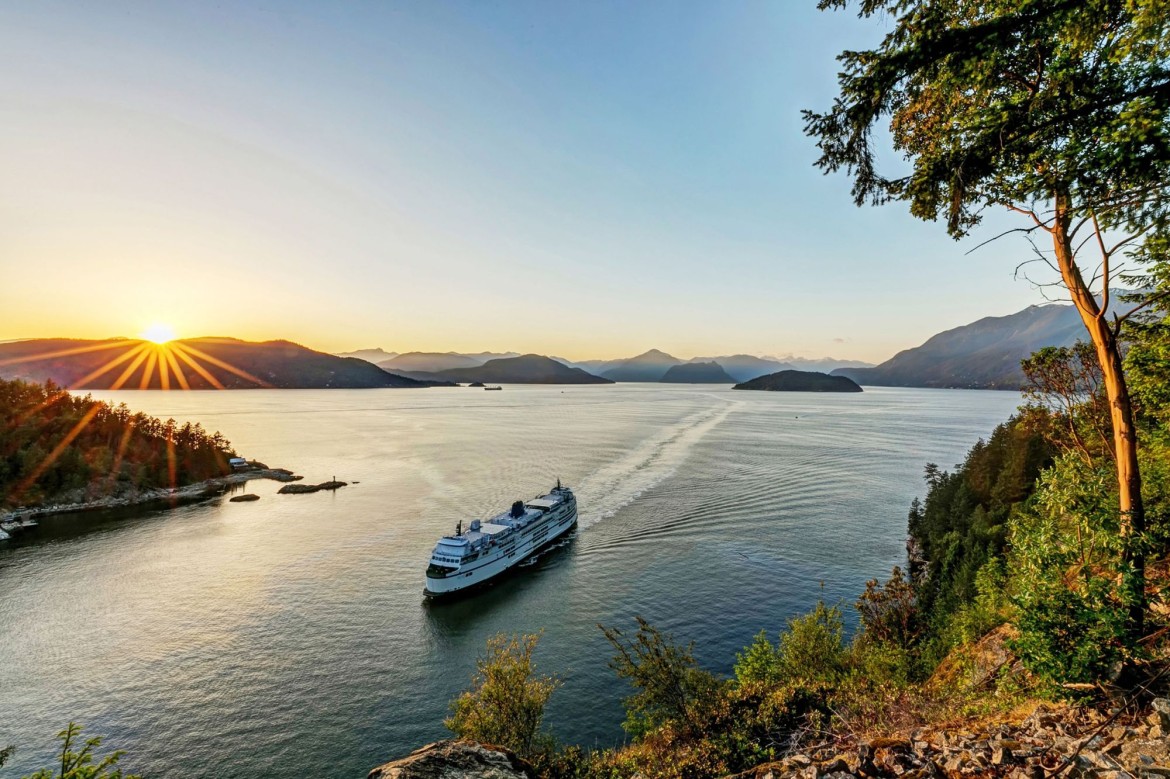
[734,601,847,689]
[445,633,559,759]
[1007,455,1134,688]
[601,617,723,739]
[776,601,846,685]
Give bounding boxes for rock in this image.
[1152,699,1170,731]
[367,740,535,779]
[278,483,320,494]
[229,494,260,502]
[820,757,851,775]
[277,480,347,495]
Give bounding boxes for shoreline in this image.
[0,468,300,523]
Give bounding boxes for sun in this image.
[141,322,177,344]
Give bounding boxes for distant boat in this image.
[484,385,502,391]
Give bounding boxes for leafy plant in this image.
[600,617,723,739]
[20,723,139,779]
[445,633,559,759]
[1008,455,1133,688]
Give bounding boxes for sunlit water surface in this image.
[0,385,1020,777]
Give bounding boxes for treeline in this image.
[0,378,236,508]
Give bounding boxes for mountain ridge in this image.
[0,337,448,390]
[832,304,1087,389]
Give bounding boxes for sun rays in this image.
[1,336,267,505]
[0,338,272,392]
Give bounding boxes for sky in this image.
[0,1,1057,363]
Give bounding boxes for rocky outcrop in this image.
[277,480,347,495]
[367,741,535,779]
[0,468,299,522]
[725,700,1170,778]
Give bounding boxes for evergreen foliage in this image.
[20,723,139,779]
[0,379,234,508]
[908,419,1052,639]
[806,0,1170,639]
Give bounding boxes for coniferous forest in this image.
[0,378,235,509]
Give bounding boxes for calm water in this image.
[0,385,1020,777]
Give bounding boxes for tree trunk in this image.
[1051,190,1146,637]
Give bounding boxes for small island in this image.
[732,369,863,392]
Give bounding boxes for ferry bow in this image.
[424,482,578,598]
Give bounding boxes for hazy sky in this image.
[0,1,1054,362]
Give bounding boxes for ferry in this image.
[424,482,578,598]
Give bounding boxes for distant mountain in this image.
[562,358,621,374]
[600,349,683,382]
[435,354,613,384]
[831,304,1087,389]
[379,352,485,374]
[660,361,735,383]
[463,351,521,363]
[335,348,398,364]
[689,354,794,383]
[0,338,448,389]
[771,355,874,373]
[735,370,862,393]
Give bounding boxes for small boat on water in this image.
[424,481,577,598]
[484,385,502,391]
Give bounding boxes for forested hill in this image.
[0,337,449,390]
[0,378,236,509]
[832,304,1085,389]
[432,354,614,384]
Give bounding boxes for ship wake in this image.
[575,396,740,529]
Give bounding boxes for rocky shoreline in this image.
[367,698,1170,778]
[0,467,301,523]
[725,698,1170,779]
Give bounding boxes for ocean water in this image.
[0,385,1021,777]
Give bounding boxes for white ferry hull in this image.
[423,503,578,598]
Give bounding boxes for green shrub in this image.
[20,723,139,779]
[732,631,783,687]
[600,617,723,739]
[775,601,846,685]
[445,633,559,759]
[1007,455,1134,688]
